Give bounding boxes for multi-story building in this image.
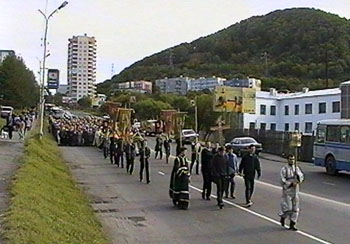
[225,77,261,90]
[0,50,15,63]
[188,76,226,91]
[116,80,152,94]
[67,34,97,102]
[243,87,341,134]
[155,76,191,95]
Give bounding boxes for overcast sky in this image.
[1,0,350,85]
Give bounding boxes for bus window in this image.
[340,126,350,144]
[326,125,340,142]
[316,127,326,143]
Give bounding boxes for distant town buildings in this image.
[0,50,15,63]
[67,34,97,102]
[243,87,341,134]
[57,84,69,95]
[224,77,261,90]
[116,80,152,94]
[188,76,226,92]
[155,76,191,95]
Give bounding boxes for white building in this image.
[188,76,226,91]
[67,34,97,102]
[92,94,107,107]
[224,77,261,90]
[116,80,152,93]
[243,87,341,134]
[155,76,192,95]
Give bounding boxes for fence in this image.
[207,129,315,162]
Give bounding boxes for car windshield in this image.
[241,138,256,144]
[183,130,195,135]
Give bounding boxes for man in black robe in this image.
[169,147,191,210]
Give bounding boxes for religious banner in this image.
[117,108,134,139]
[213,86,256,114]
[161,110,177,135]
[172,112,187,139]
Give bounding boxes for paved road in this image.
[61,139,350,244]
[0,134,23,244]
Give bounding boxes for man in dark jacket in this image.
[139,140,151,184]
[211,146,228,209]
[201,142,213,200]
[239,144,261,207]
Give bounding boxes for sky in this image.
[1,0,350,85]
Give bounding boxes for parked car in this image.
[226,137,262,156]
[181,129,199,144]
[0,106,14,118]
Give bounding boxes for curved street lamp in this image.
[38,1,68,138]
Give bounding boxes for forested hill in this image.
[99,8,350,93]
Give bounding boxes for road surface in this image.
[60,138,350,244]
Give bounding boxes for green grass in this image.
[0,118,5,129]
[3,131,109,244]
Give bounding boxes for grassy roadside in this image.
[3,131,108,244]
[0,118,5,129]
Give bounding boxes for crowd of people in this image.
[48,115,304,231]
[1,111,35,140]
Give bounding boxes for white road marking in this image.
[166,152,350,209]
[158,171,165,176]
[322,182,336,186]
[189,185,333,244]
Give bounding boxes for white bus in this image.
[314,119,350,175]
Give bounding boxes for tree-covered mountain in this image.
[99,8,350,93]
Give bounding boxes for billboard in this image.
[213,86,256,113]
[47,69,60,89]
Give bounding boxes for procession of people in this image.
[49,113,304,231]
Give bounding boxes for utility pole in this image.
[262,52,269,77]
[325,49,329,88]
[38,1,68,139]
[168,49,174,68]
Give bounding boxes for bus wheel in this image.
[325,156,338,175]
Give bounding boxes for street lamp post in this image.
[38,1,68,139]
[191,97,198,142]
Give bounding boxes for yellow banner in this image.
[213,86,256,113]
[161,110,177,135]
[117,108,134,138]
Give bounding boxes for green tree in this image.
[133,98,172,120]
[78,96,92,108]
[0,55,39,108]
[197,94,219,136]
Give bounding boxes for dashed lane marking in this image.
[165,153,350,209]
[189,185,333,244]
[158,171,165,176]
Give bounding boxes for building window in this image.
[294,123,300,132]
[260,123,266,130]
[295,104,299,115]
[305,122,313,133]
[284,123,289,131]
[284,105,289,115]
[249,122,255,130]
[332,101,340,113]
[270,105,276,116]
[319,102,326,114]
[270,123,276,131]
[305,104,312,114]
[260,105,266,115]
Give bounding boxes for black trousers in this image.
[126,158,134,174]
[140,158,150,182]
[202,172,212,198]
[214,177,225,205]
[8,126,13,139]
[244,177,255,203]
[103,146,109,159]
[116,153,124,167]
[110,151,115,164]
[190,154,199,174]
[224,174,236,197]
[155,149,163,159]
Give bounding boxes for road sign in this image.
[47,69,60,89]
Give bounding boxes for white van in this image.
[0,106,14,118]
